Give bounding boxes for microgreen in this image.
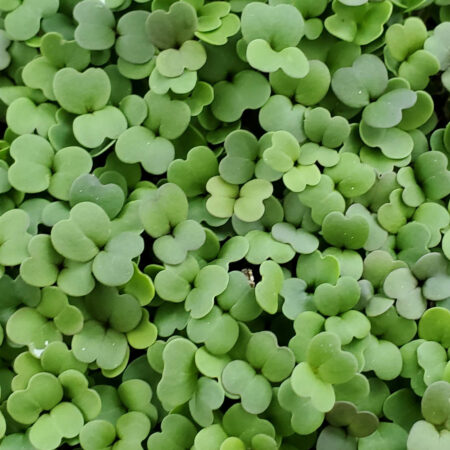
[0,1,448,448]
